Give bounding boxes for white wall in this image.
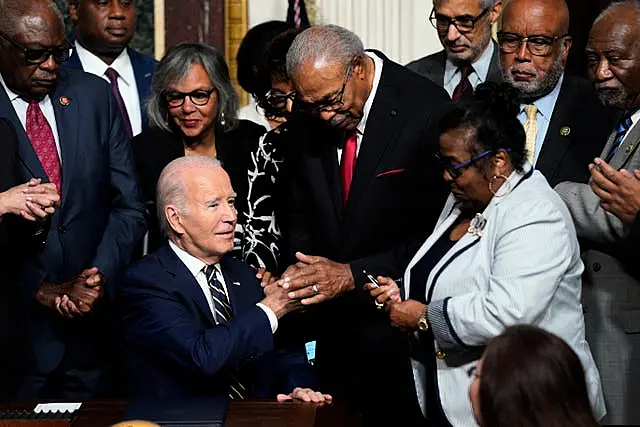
[247,0,442,65]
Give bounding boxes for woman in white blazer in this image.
[367,83,605,426]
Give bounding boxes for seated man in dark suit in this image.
[65,0,157,136]
[120,156,330,402]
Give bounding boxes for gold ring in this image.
[312,284,319,294]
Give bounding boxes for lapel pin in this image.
[626,144,634,153]
[390,109,397,117]
[59,96,71,106]
[233,281,241,286]
[560,126,570,136]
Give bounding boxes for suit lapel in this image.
[486,41,503,83]
[219,256,251,315]
[128,48,153,129]
[610,115,640,169]
[64,51,84,71]
[426,51,446,87]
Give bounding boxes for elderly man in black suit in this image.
[407,0,503,100]
[275,25,449,427]
[499,0,614,187]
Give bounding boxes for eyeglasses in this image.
[0,32,72,65]
[294,59,355,115]
[164,88,216,108]
[497,31,570,57]
[435,149,497,179]
[429,7,490,34]
[261,89,295,110]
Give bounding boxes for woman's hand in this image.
[276,387,333,403]
[389,300,427,332]
[0,179,60,221]
[364,276,402,310]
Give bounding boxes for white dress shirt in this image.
[517,74,564,166]
[337,51,383,164]
[74,41,142,136]
[238,98,271,131]
[443,42,494,98]
[0,73,62,160]
[622,108,640,145]
[169,241,278,332]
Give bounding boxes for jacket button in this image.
[436,350,446,360]
[593,262,601,272]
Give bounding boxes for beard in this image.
[503,54,565,100]
[446,30,492,66]
[595,85,630,107]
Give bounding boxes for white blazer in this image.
[404,169,605,426]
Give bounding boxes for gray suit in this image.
[556,117,640,425]
[406,41,503,90]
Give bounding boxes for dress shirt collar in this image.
[357,51,383,136]
[169,241,221,279]
[74,41,135,87]
[520,73,564,121]
[444,41,494,87]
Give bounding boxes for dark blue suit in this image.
[0,69,147,397]
[64,47,157,130]
[120,245,313,398]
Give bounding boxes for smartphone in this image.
[363,269,380,288]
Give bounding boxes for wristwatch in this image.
[418,305,429,331]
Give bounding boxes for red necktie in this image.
[105,67,133,138]
[26,101,62,192]
[340,130,358,205]
[451,63,474,102]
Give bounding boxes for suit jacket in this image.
[119,244,314,398]
[0,69,147,384]
[64,47,157,131]
[285,51,449,426]
[406,41,503,91]
[0,118,18,254]
[406,170,604,425]
[535,76,616,187]
[556,115,640,424]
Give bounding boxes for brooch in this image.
[467,213,487,237]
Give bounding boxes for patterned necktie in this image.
[604,114,633,163]
[451,63,474,102]
[204,265,246,399]
[340,130,358,205]
[105,67,133,138]
[524,104,538,165]
[26,101,62,192]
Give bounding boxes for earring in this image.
[219,111,226,127]
[489,174,510,196]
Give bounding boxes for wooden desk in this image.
[0,400,360,427]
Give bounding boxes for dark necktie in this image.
[105,67,133,138]
[340,130,358,205]
[204,265,246,399]
[451,63,474,102]
[25,101,62,192]
[604,114,633,163]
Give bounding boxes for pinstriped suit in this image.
[556,116,640,425]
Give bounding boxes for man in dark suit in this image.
[407,0,503,100]
[279,25,449,427]
[120,156,330,402]
[65,0,156,136]
[0,0,147,397]
[499,0,614,187]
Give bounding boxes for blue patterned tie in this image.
[605,115,633,163]
[204,265,246,399]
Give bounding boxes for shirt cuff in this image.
[256,303,278,333]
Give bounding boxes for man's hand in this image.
[388,300,426,332]
[261,283,302,318]
[36,267,105,318]
[276,387,333,403]
[256,267,278,288]
[278,252,354,305]
[0,179,60,221]
[590,158,640,225]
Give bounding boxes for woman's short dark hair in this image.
[479,325,598,427]
[261,28,304,87]
[236,20,293,97]
[147,42,238,134]
[438,82,528,173]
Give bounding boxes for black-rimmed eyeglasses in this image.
[435,149,498,179]
[429,7,490,34]
[497,31,570,57]
[164,88,216,108]
[294,59,355,116]
[0,32,72,65]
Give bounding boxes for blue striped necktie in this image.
[204,264,246,399]
[605,115,633,163]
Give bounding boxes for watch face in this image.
[419,319,428,330]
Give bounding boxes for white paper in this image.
[33,402,82,413]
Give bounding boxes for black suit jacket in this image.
[535,75,616,187]
[285,51,449,426]
[0,118,18,254]
[406,41,503,92]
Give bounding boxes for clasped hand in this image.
[364,277,426,331]
[590,158,640,225]
[36,267,105,318]
[0,178,60,221]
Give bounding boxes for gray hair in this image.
[286,25,365,78]
[156,155,223,238]
[0,0,65,37]
[433,0,498,10]
[147,42,239,134]
[597,0,640,20]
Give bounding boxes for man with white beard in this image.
[498,0,614,187]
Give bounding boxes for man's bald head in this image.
[0,0,64,38]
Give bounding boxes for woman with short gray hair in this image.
[133,42,280,272]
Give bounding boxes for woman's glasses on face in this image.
[435,149,496,179]
[164,88,216,108]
